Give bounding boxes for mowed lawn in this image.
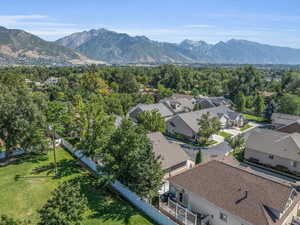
[0,149,154,225]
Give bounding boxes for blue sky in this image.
[1,0,300,48]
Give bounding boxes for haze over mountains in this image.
[1,26,300,66]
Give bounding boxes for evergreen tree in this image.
[254,94,265,115]
[38,182,88,225]
[235,92,246,112]
[195,151,202,164]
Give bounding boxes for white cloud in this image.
[27,29,82,36]
[0,15,48,26]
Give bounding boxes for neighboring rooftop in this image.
[147,132,190,170]
[128,103,174,119]
[246,128,300,161]
[172,105,239,133]
[277,120,300,134]
[169,160,295,225]
[272,113,300,126]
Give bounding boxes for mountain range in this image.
[1,26,300,66]
[0,26,104,66]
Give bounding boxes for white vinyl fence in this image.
[59,136,178,225]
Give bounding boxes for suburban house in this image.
[196,96,233,109]
[244,128,300,174]
[278,120,300,134]
[166,105,245,139]
[164,160,300,225]
[44,76,59,85]
[127,103,174,121]
[147,132,193,178]
[160,94,196,114]
[272,113,300,129]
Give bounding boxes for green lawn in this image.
[219,131,233,139]
[242,113,267,123]
[240,124,253,131]
[0,149,154,225]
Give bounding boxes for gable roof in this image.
[277,120,300,134]
[172,105,239,133]
[169,160,295,225]
[171,93,194,101]
[128,103,174,118]
[147,132,190,170]
[272,113,300,126]
[246,128,300,161]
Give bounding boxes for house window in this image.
[269,155,274,159]
[291,161,297,168]
[170,122,176,127]
[220,212,228,222]
[179,192,183,203]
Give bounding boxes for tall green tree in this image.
[137,110,166,133]
[101,119,164,198]
[38,182,88,225]
[235,92,246,112]
[278,94,300,115]
[254,94,265,115]
[76,95,115,160]
[197,112,222,145]
[0,85,46,157]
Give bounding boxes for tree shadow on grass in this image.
[0,153,49,167]
[31,159,83,178]
[71,176,141,225]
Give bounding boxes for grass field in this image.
[242,113,267,123]
[240,124,253,131]
[219,131,233,139]
[0,149,154,225]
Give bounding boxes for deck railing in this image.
[160,198,198,225]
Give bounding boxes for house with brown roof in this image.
[165,160,300,225]
[147,132,193,178]
[278,120,300,134]
[244,129,300,175]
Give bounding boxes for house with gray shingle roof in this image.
[245,128,300,174]
[166,105,244,139]
[127,103,174,121]
[272,113,300,128]
[147,132,193,178]
[167,160,300,225]
[196,96,233,109]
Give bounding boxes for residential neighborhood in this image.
[1,25,300,225]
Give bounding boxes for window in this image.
[179,192,183,203]
[170,122,176,127]
[291,161,297,167]
[220,212,228,222]
[269,155,274,159]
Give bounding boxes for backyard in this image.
[0,149,154,225]
[242,113,267,123]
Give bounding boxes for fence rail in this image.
[58,136,178,225]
